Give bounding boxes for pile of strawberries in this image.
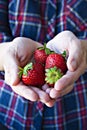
[19,44,67,88]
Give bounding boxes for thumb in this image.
[67,45,82,71]
[66,37,83,71]
[67,55,78,71]
[4,60,20,86]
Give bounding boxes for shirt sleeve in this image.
[0,0,13,43]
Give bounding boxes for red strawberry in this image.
[45,51,67,87]
[20,62,45,87]
[34,43,53,64]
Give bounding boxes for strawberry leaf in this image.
[62,50,66,58]
[23,62,33,75]
[18,66,23,78]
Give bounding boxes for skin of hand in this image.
[1,31,87,108]
[0,37,55,107]
[45,30,87,99]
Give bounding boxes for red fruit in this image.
[21,62,45,87]
[45,52,67,87]
[34,44,53,64]
[45,52,67,73]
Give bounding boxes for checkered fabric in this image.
[0,0,87,130]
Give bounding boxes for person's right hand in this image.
[0,37,55,107]
[45,30,87,100]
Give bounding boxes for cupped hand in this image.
[1,37,54,107]
[46,30,87,99]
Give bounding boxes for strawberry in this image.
[34,43,53,64]
[19,62,45,87]
[45,51,67,87]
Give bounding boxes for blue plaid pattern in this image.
[0,0,87,130]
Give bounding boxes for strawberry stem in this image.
[37,43,54,55]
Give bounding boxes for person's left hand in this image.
[43,30,87,103]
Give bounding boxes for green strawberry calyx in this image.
[45,66,63,85]
[62,50,67,59]
[18,62,33,77]
[23,62,33,75]
[18,66,23,78]
[37,43,54,55]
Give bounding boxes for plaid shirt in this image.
[0,0,87,130]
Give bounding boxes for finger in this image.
[45,88,52,94]
[50,84,74,99]
[42,85,56,107]
[54,71,75,91]
[31,86,56,106]
[12,82,39,101]
[55,52,86,92]
[46,40,62,54]
[67,39,83,71]
[42,84,49,91]
[45,99,56,107]
[31,87,51,103]
[46,31,70,53]
[46,40,54,51]
[4,63,20,86]
[54,68,81,91]
[4,55,20,86]
[42,84,52,95]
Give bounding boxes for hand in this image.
[45,30,87,99]
[1,37,54,107]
